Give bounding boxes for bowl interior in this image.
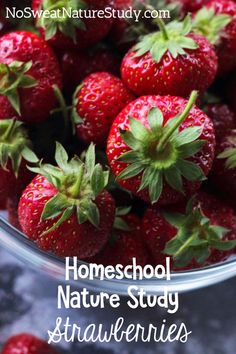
[0,215,236,295]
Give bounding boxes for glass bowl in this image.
[0,215,236,295]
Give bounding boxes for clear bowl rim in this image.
[1,216,236,295]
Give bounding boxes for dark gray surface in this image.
[0,248,235,354]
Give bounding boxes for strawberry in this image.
[0,195,6,209]
[109,0,134,50]
[210,127,236,201]
[0,31,62,124]
[109,0,152,52]
[168,0,210,14]
[121,16,217,97]
[60,47,120,94]
[2,333,58,354]
[110,0,181,51]
[204,102,235,138]
[89,208,148,267]
[193,0,236,75]
[7,195,22,230]
[18,143,116,258]
[107,91,215,205]
[32,0,114,52]
[227,72,236,114]
[142,192,236,269]
[0,119,37,203]
[72,72,135,146]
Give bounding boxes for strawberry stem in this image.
[2,119,16,141]
[155,17,169,41]
[145,4,169,40]
[69,164,84,198]
[53,84,69,131]
[173,234,196,258]
[157,90,198,152]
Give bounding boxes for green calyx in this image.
[164,197,236,268]
[29,143,110,235]
[119,0,180,44]
[192,6,232,44]
[118,91,206,204]
[109,206,132,246]
[113,206,132,232]
[0,119,39,176]
[133,15,198,63]
[0,61,37,116]
[217,132,236,169]
[39,0,87,42]
[71,84,83,133]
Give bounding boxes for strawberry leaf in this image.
[116,206,132,216]
[174,126,203,146]
[41,193,72,220]
[164,167,183,193]
[129,117,150,142]
[119,130,142,150]
[55,142,69,170]
[218,147,236,169]
[22,146,39,164]
[133,15,198,64]
[148,107,164,132]
[163,196,235,268]
[91,164,105,197]
[179,140,206,158]
[41,206,74,237]
[0,61,37,116]
[118,150,140,163]
[149,171,163,204]
[80,200,100,228]
[118,163,144,181]
[193,6,232,44]
[178,159,205,181]
[138,166,155,192]
[114,216,131,231]
[85,143,96,176]
[163,212,186,228]
[39,0,88,42]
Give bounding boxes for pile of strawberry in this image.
[1,0,236,271]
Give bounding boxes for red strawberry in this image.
[18,143,116,258]
[7,195,22,230]
[0,195,6,209]
[109,0,133,50]
[89,208,148,267]
[210,127,236,201]
[32,0,114,52]
[121,16,217,97]
[142,192,236,269]
[227,72,236,114]
[193,0,236,74]
[72,72,135,146]
[168,0,210,14]
[60,48,120,94]
[110,0,180,51]
[2,333,58,354]
[0,31,62,124]
[204,102,235,138]
[0,119,37,202]
[107,91,215,205]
